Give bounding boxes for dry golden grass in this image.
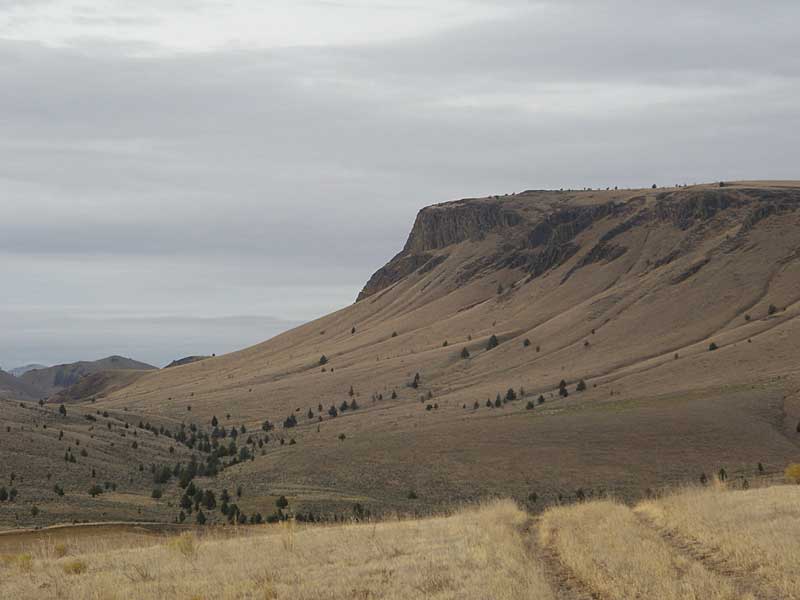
[3,484,799,599]
[637,484,800,599]
[539,498,741,600]
[0,499,555,600]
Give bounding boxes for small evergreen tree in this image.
[486,334,499,350]
[319,355,328,366]
[576,379,587,392]
[461,347,470,359]
[523,338,531,347]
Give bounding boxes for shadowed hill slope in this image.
[0,369,43,402]
[20,356,157,398]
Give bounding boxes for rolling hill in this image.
[7,364,47,378]
[19,356,157,398]
[2,181,800,528]
[0,369,43,402]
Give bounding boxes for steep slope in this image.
[20,355,157,398]
[4,181,800,527]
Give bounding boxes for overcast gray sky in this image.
[2,1,798,369]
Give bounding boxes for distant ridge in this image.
[164,356,210,369]
[8,364,47,378]
[20,355,157,397]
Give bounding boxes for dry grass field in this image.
[0,499,554,600]
[2,484,798,599]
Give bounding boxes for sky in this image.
[1,1,799,369]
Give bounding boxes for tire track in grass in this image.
[634,510,768,600]
[521,518,602,600]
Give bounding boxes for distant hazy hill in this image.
[0,369,43,401]
[20,355,157,397]
[8,364,48,377]
[164,356,210,369]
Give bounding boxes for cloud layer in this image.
[2,1,798,368]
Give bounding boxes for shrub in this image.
[526,400,534,410]
[4,553,33,572]
[151,488,163,499]
[62,559,88,575]
[391,390,397,400]
[407,489,418,500]
[768,304,778,315]
[576,379,587,392]
[319,355,328,366]
[486,334,499,350]
[58,404,67,417]
[708,342,718,351]
[461,347,470,359]
[785,463,800,484]
[276,495,289,509]
[538,395,545,404]
[523,338,531,347]
[338,433,346,441]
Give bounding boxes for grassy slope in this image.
[2,181,800,527]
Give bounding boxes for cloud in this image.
[1,1,798,366]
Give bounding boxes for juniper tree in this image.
[486,335,499,350]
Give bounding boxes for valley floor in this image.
[2,483,799,599]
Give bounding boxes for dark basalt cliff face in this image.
[402,201,523,254]
[357,186,800,302]
[357,200,523,301]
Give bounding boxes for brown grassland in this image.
[1,483,799,599]
[2,182,800,544]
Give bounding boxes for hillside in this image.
[7,364,47,378]
[2,181,800,527]
[2,484,799,599]
[0,370,42,402]
[20,356,157,398]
